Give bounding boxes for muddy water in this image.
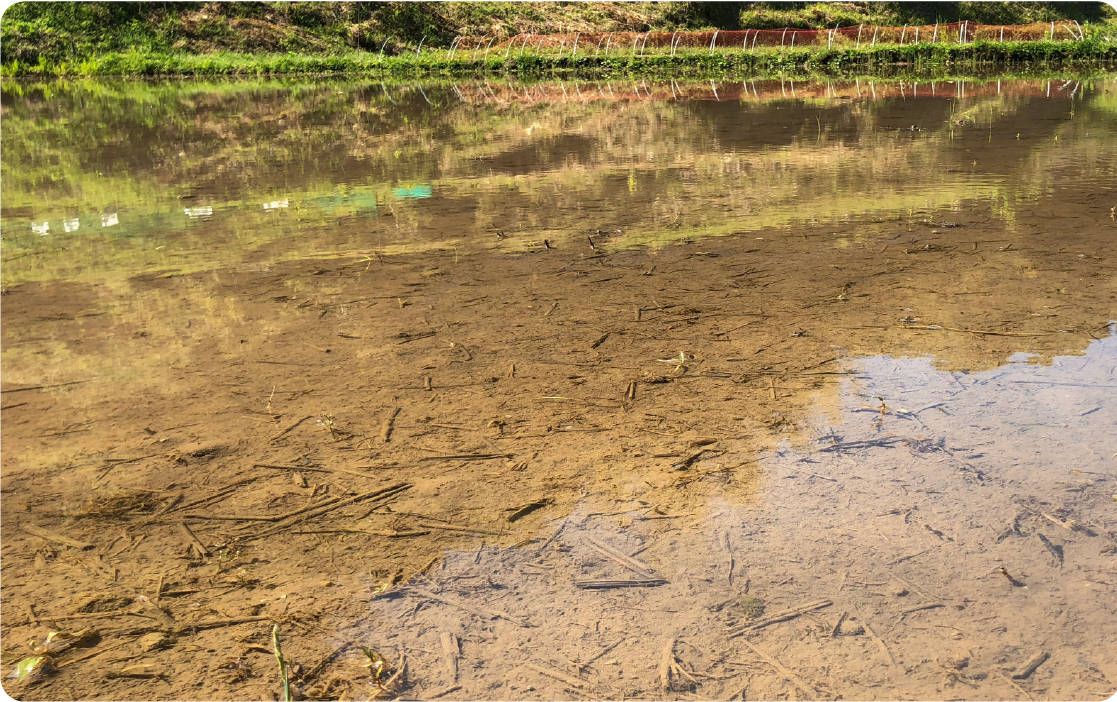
[1,76,1115,702]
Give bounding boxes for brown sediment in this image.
[1,77,1115,701]
[3,202,1113,699]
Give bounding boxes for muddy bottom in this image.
[1,76,1116,701]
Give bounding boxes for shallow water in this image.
[1,76,1115,701]
[3,76,1115,282]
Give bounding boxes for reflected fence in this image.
[430,21,1085,61]
[428,77,1087,105]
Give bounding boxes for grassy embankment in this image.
[5,39,1114,78]
[2,1,1116,77]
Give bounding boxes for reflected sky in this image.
[356,328,1116,701]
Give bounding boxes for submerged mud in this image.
[1,76,1115,701]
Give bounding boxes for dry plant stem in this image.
[900,602,945,619]
[409,587,529,627]
[56,639,136,669]
[728,598,832,636]
[176,522,209,558]
[104,615,275,637]
[160,477,260,516]
[418,522,501,536]
[658,637,676,693]
[417,453,508,461]
[21,523,93,550]
[861,618,897,667]
[574,638,625,673]
[1012,651,1049,680]
[537,519,566,553]
[383,652,406,693]
[269,415,314,442]
[998,671,1035,700]
[738,637,819,699]
[507,500,549,522]
[297,642,351,684]
[255,463,391,481]
[247,482,411,540]
[381,407,401,442]
[527,662,592,691]
[440,632,459,683]
[584,536,657,576]
[574,578,667,588]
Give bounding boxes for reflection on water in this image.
[364,331,1117,701]
[2,76,1115,282]
[0,75,1115,702]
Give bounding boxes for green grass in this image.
[3,1,1115,67]
[3,38,1114,79]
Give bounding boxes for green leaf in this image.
[13,656,49,684]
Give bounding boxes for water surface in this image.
[1,75,1115,701]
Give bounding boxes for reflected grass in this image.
[1,74,1114,286]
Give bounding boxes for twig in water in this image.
[899,602,944,620]
[269,415,314,442]
[574,578,666,588]
[21,523,93,550]
[1012,651,1049,680]
[737,638,818,699]
[177,522,210,558]
[573,637,625,673]
[418,522,502,536]
[1037,533,1063,566]
[380,407,401,443]
[409,587,529,627]
[1038,511,1083,532]
[247,482,411,540]
[0,379,93,394]
[723,532,735,585]
[789,467,837,481]
[997,671,1034,700]
[440,632,459,683]
[728,599,832,636]
[527,662,594,691]
[55,639,135,669]
[537,519,566,553]
[507,499,550,522]
[584,536,657,577]
[861,617,896,667]
[296,642,351,684]
[418,453,509,462]
[888,547,933,565]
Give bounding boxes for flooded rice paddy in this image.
[1,75,1116,701]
